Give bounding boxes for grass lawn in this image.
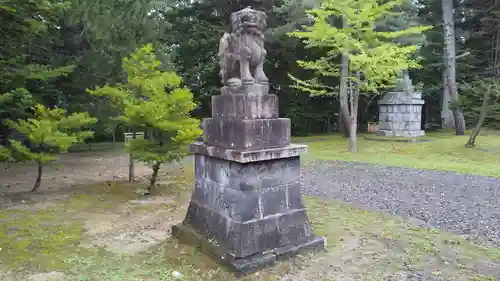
[1,162,499,281]
[294,132,500,178]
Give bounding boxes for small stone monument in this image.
[376,72,425,137]
[172,7,325,274]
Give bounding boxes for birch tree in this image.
[442,0,466,135]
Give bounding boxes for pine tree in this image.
[288,0,431,151]
[89,44,201,194]
[5,104,96,192]
[0,145,10,162]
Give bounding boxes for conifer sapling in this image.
[5,104,97,192]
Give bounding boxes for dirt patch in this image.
[0,153,152,194]
[26,272,66,281]
[80,196,185,255]
[0,152,499,281]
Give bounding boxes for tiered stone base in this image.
[376,129,425,137]
[377,90,425,138]
[172,144,326,275]
[172,223,325,275]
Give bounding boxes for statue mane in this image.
[218,7,269,91]
[230,6,267,37]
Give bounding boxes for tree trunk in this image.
[348,75,360,153]
[348,116,358,152]
[442,0,466,135]
[128,130,136,182]
[147,162,162,194]
[112,127,116,148]
[338,109,350,137]
[441,72,455,129]
[465,86,492,148]
[326,117,333,133]
[32,162,42,192]
[339,17,351,138]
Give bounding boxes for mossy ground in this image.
[294,132,500,177]
[1,139,499,280]
[1,162,499,280]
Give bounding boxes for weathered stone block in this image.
[176,150,325,268]
[183,200,232,243]
[181,195,324,259]
[274,236,326,261]
[192,180,260,221]
[287,182,305,210]
[172,221,325,275]
[190,141,307,163]
[195,154,300,191]
[377,86,425,138]
[203,118,291,150]
[234,209,317,257]
[259,186,288,216]
[212,94,279,119]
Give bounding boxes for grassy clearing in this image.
[303,198,500,280]
[0,162,499,280]
[294,132,500,177]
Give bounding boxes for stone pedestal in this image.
[172,87,326,274]
[376,75,425,137]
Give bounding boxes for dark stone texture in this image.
[273,236,326,261]
[183,199,231,244]
[172,217,326,275]
[189,141,307,163]
[287,182,306,210]
[230,252,278,275]
[176,153,326,263]
[211,94,279,119]
[202,118,291,150]
[233,216,282,257]
[194,154,300,191]
[191,180,260,222]
[183,198,324,258]
[259,186,288,216]
[276,209,315,246]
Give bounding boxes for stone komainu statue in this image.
[217,7,268,90]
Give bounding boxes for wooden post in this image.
[367,122,379,133]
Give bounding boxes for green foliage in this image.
[0,88,34,121]
[0,145,11,161]
[89,44,201,178]
[5,104,97,164]
[287,0,432,95]
[459,78,500,128]
[0,0,70,89]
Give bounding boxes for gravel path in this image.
[301,160,500,247]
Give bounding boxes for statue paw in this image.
[228,78,242,90]
[242,78,255,86]
[255,76,269,85]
